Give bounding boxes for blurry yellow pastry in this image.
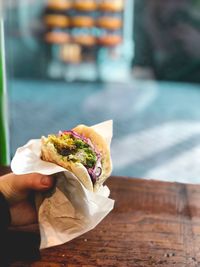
[97,17,122,30]
[98,34,122,46]
[71,16,95,28]
[44,15,70,28]
[74,0,97,11]
[45,31,71,44]
[98,0,124,12]
[47,0,72,10]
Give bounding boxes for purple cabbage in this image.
[59,130,102,182]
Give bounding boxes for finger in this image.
[0,173,54,203]
[10,201,37,226]
[23,173,54,191]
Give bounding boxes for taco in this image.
[41,124,112,191]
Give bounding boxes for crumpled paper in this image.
[11,120,115,249]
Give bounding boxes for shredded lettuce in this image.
[48,130,102,182]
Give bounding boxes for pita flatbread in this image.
[72,124,112,191]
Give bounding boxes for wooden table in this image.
[1,167,200,267]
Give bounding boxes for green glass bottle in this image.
[0,18,10,165]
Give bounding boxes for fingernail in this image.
[41,176,51,186]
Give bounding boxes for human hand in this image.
[0,173,54,227]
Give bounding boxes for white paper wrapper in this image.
[11,120,115,249]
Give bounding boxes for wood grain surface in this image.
[1,167,200,266]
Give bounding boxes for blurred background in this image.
[3,0,200,183]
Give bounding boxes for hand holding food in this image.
[11,121,114,249]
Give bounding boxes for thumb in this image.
[0,173,54,203]
[23,173,54,191]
